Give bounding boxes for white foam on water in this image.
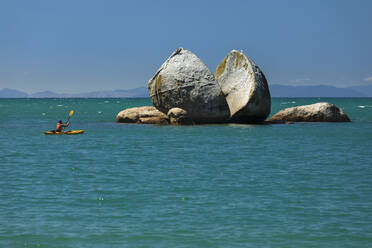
[98,111,102,114]
[57,104,63,107]
[281,101,296,105]
[358,106,366,108]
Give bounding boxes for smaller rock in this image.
[264,120,294,125]
[268,102,350,122]
[167,108,193,125]
[116,106,169,124]
[138,116,169,125]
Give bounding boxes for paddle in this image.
[67,110,74,123]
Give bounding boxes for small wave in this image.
[281,101,296,105]
[57,104,63,107]
[104,101,109,103]
[98,111,102,114]
[42,113,46,115]
[358,106,366,109]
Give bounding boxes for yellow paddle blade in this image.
[69,110,74,117]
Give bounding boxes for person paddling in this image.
[56,120,69,132]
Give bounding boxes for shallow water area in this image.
[1,98,372,247]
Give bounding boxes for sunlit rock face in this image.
[268,102,351,122]
[215,50,271,123]
[148,48,229,124]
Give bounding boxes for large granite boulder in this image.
[148,48,230,124]
[215,50,271,123]
[116,106,169,124]
[268,102,350,122]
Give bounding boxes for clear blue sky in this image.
[1,0,372,93]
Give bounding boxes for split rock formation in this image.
[116,48,351,125]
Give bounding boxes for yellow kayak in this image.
[44,130,84,135]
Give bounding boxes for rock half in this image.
[215,50,271,123]
[148,48,229,123]
[268,102,351,122]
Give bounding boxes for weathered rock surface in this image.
[148,48,230,123]
[167,108,193,125]
[268,102,351,122]
[215,50,271,123]
[116,106,169,124]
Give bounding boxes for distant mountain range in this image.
[1,84,372,98]
[0,87,148,98]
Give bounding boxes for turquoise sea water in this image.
[1,98,372,248]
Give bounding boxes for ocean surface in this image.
[1,97,372,248]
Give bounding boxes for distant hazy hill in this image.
[0,88,28,98]
[77,87,148,98]
[1,84,371,98]
[29,91,64,98]
[347,85,372,97]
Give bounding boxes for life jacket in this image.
[56,123,63,131]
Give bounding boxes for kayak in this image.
[44,130,84,135]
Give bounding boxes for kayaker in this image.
[56,120,69,132]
